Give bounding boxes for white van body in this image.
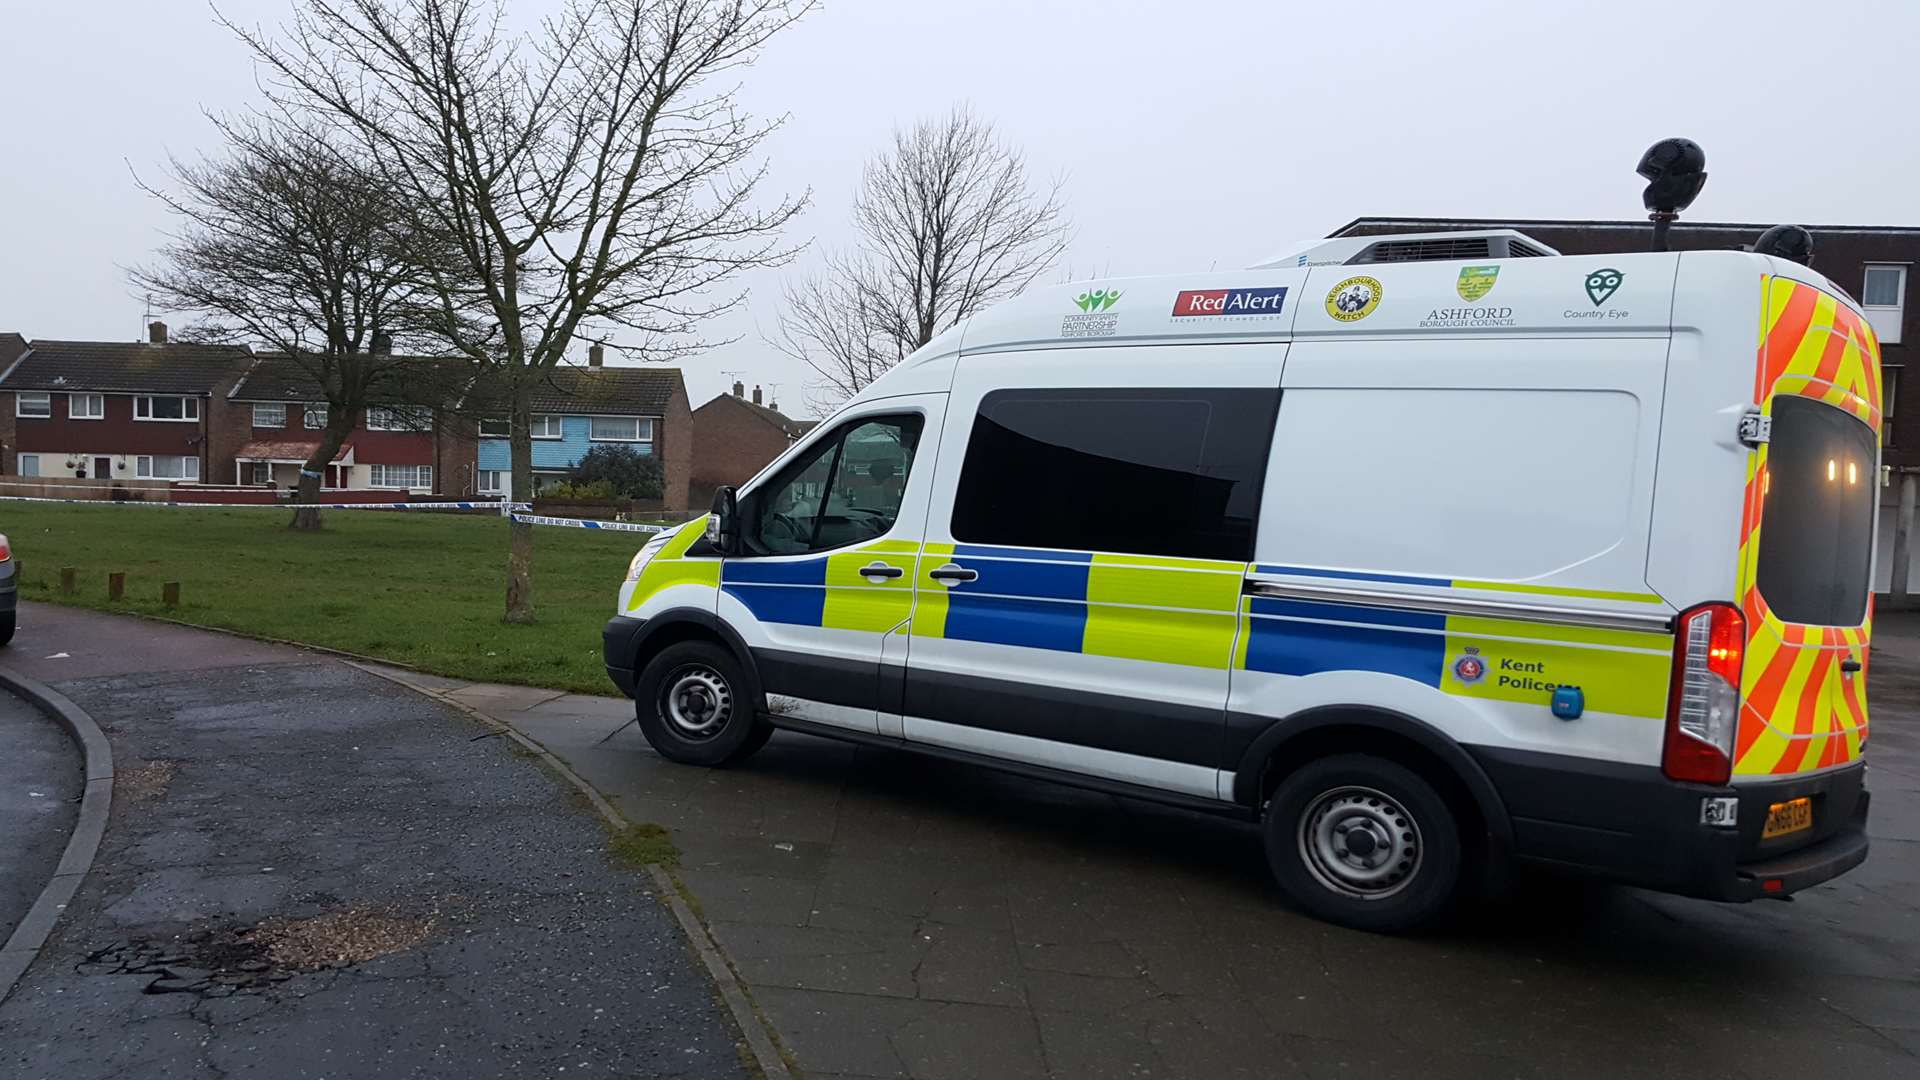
[606,240,1879,929]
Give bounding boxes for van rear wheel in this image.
[1264,754,1462,933]
[633,641,769,767]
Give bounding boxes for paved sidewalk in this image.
[0,685,79,943]
[0,604,749,1079]
[378,662,1920,1080]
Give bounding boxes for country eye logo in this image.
[1325,276,1382,322]
[1585,268,1624,306]
[1074,289,1122,313]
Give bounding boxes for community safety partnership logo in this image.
[1061,288,1122,338]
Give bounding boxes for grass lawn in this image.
[3,503,652,695]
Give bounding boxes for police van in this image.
[603,230,1877,931]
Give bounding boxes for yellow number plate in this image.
[1762,797,1813,839]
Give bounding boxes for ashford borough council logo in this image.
[1326,276,1382,322]
[1456,265,1499,302]
[1585,268,1624,306]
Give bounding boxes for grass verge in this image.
[4,503,645,694]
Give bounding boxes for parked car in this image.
[0,531,15,645]
[603,232,1877,932]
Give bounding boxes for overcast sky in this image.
[2,0,1910,415]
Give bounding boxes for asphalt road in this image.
[0,684,79,942]
[488,633,1920,1079]
[0,603,748,1079]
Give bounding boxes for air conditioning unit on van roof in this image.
[1252,229,1559,270]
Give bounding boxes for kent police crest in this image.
[1456,265,1499,302]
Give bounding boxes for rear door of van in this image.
[1732,275,1881,781]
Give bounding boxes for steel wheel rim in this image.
[1297,785,1423,900]
[660,664,732,741]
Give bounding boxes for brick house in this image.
[473,347,692,510]
[222,352,477,495]
[0,323,251,484]
[690,381,814,508]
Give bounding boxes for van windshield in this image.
[1755,396,1875,626]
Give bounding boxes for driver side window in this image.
[742,413,923,557]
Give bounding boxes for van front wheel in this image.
[633,640,769,767]
[1264,754,1462,933]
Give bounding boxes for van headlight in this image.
[625,533,671,581]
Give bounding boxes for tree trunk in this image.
[503,379,536,623]
[289,417,353,531]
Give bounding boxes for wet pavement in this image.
[395,644,1920,1080]
[0,684,78,942]
[0,603,748,1079]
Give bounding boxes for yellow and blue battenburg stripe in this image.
[719,539,919,630]
[1243,565,1672,718]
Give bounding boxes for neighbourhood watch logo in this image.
[1061,288,1121,338]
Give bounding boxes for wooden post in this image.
[59,566,76,594]
[162,582,180,608]
[107,572,125,601]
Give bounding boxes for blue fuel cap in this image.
[1551,686,1584,720]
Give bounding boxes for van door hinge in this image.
[1737,410,1771,448]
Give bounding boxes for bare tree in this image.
[225,0,812,622]
[777,106,1070,409]
[130,116,452,530]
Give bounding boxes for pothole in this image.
[117,760,178,801]
[78,903,439,996]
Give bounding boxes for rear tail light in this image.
[1664,602,1745,785]
[0,535,11,562]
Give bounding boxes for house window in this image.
[135,455,200,481]
[1885,368,1900,448]
[16,392,51,418]
[589,416,653,447]
[367,406,429,431]
[478,469,504,494]
[251,461,273,484]
[479,418,510,437]
[304,404,329,429]
[134,396,200,422]
[69,393,105,420]
[17,454,39,477]
[254,403,287,428]
[369,464,432,490]
[1863,264,1906,345]
[532,415,562,439]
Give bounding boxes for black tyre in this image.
[1264,753,1463,933]
[0,610,14,647]
[633,640,768,766]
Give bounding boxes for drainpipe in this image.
[1892,470,1917,607]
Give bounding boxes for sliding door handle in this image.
[928,563,978,584]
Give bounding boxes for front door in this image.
[900,345,1282,798]
[718,394,948,736]
[93,456,112,481]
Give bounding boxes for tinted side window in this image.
[1755,396,1875,625]
[950,388,1277,560]
[742,414,923,556]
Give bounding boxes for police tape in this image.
[0,495,527,511]
[508,512,669,534]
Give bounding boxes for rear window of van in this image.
[1755,396,1875,626]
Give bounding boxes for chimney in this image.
[148,321,168,344]
[588,343,604,368]
[371,332,393,355]
[732,380,744,398]
[752,384,763,406]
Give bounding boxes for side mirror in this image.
[707,486,739,555]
